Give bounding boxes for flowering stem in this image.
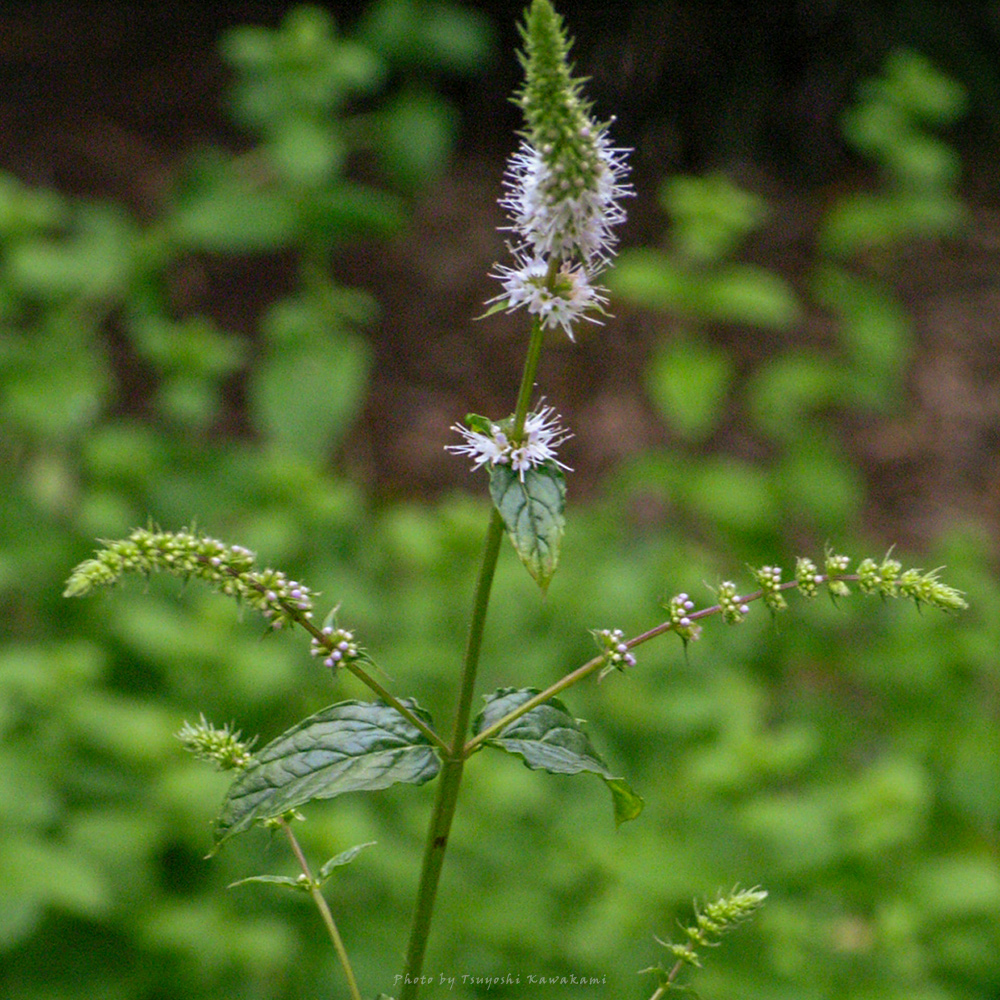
[200,554,450,754]
[280,818,363,1000]
[465,567,964,753]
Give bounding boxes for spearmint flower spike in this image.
[488,0,632,339]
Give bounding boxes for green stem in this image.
[282,820,363,1000]
[400,509,505,998]
[512,318,545,436]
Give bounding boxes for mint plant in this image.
[63,5,968,999]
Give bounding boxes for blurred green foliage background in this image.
[2,4,999,1000]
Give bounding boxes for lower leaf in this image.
[212,700,440,850]
[473,688,644,825]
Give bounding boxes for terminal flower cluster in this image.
[647,886,768,981]
[487,0,631,340]
[64,526,315,631]
[659,550,968,644]
[446,403,572,480]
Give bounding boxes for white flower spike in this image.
[488,0,631,339]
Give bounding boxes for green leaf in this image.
[228,874,308,891]
[488,464,566,593]
[473,688,644,826]
[212,700,440,850]
[318,841,377,882]
[376,88,458,189]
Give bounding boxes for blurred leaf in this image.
[820,190,964,254]
[170,153,298,252]
[746,351,844,441]
[688,457,778,534]
[610,247,700,313]
[317,840,378,881]
[488,463,566,593]
[213,700,441,849]
[645,339,734,441]
[8,202,136,299]
[474,688,644,826]
[661,173,768,264]
[612,255,799,330]
[876,48,967,125]
[812,265,910,409]
[773,436,863,530]
[376,88,458,188]
[129,316,244,378]
[248,335,370,458]
[223,6,384,128]
[228,874,307,890]
[306,181,406,241]
[0,324,109,439]
[356,0,494,75]
[269,117,346,188]
[0,172,67,238]
[702,263,800,329]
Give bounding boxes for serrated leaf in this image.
[488,464,565,593]
[318,841,377,882]
[228,874,308,890]
[212,700,440,850]
[473,688,644,825]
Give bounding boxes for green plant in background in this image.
[610,46,968,552]
[0,4,488,999]
[58,5,971,1000]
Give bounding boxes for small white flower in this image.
[488,254,607,341]
[445,421,510,473]
[518,404,573,473]
[446,403,572,480]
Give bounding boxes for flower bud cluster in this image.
[715,580,750,624]
[664,592,702,643]
[794,556,822,598]
[856,554,902,597]
[310,625,364,672]
[176,715,255,771]
[64,527,315,630]
[593,627,636,680]
[856,556,967,611]
[824,549,852,597]
[752,564,788,612]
